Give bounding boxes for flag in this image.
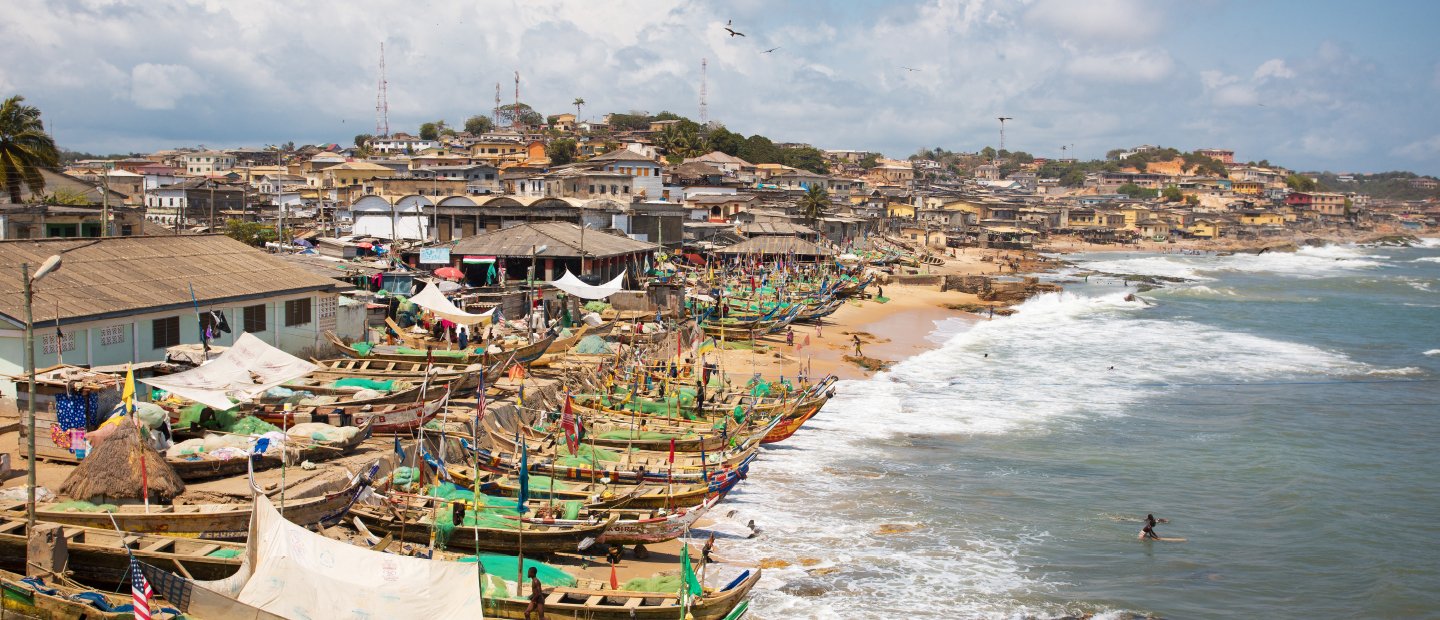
[697,338,716,355]
[560,394,580,455]
[515,443,530,513]
[475,371,487,426]
[130,557,153,620]
[680,541,702,602]
[394,434,406,461]
[121,364,136,415]
[609,562,619,589]
[668,438,675,465]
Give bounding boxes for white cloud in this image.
[1253,58,1295,81]
[1067,49,1174,83]
[129,63,204,110]
[1395,134,1440,159]
[1025,0,1163,43]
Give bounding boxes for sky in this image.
[3,0,1439,175]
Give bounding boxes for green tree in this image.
[1184,194,1200,206]
[980,146,997,160]
[738,134,781,164]
[1117,183,1158,199]
[0,95,60,203]
[655,120,707,163]
[572,97,585,120]
[353,133,373,149]
[1285,174,1317,191]
[546,114,562,127]
[797,184,831,227]
[780,146,829,174]
[40,188,90,205]
[419,122,439,140]
[223,219,276,246]
[859,153,881,168]
[652,111,685,122]
[705,126,744,156]
[546,138,578,165]
[1161,186,1184,202]
[497,103,543,128]
[464,115,495,135]
[607,112,650,131]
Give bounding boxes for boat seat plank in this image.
[192,544,222,556]
[139,539,175,553]
[545,591,566,605]
[0,521,25,534]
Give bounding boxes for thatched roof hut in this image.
[59,423,185,503]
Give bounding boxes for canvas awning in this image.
[410,283,494,326]
[551,270,628,300]
[139,333,316,410]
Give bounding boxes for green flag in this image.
[680,541,702,601]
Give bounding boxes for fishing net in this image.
[176,404,240,431]
[230,417,281,436]
[49,501,117,513]
[555,443,622,467]
[398,347,468,359]
[459,554,577,587]
[623,575,683,592]
[206,548,243,559]
[332,377,395,391]
[391,466,420,487]
[583,301,611,313]
[352,342,373,356]
[574,335,614,355]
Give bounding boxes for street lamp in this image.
[23,254,62,532]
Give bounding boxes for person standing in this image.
[525,566,546,619]
[852,334,863,357]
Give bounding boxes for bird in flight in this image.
[762,47,780,53]
[901,66,920,72]
[725,26,746,37]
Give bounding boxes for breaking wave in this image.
[1079,245,1389,281]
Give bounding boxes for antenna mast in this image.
[375,42,389,137]
[996,116,1013,164]
[513,71,521,130]
[494,83,501,127]
[699,58,708,126]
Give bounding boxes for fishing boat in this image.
[1,463,380,539]
[347,501,616,554]
[480,470,734,511]
[250,388,447,435]
[0,517,243,586]
[166,420,372,482]
[1,568,176,619]
[326,330,557,366]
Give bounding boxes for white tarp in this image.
[193,494,485,620]
[552,270,628,300]
[139,333,316,410]
[410,284,494,326]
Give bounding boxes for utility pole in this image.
[99,164,110,237]
[996,116,1013,165]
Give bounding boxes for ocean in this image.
[717,239,1440,619]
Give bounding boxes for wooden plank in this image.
[171,558,193,579]
[139,539,174,553]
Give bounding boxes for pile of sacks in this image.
[164,422,359,461]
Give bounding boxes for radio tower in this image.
[513,71,521,130]
[374,42,389,137]
[494,83,501,127]
[699,58,708,126]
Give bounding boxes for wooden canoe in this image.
[347,502,616,554]
[251,388,446,435]
[166,420,371,482]
[478,566,761,620]
[0,517,243,587]
[1,568,148,619]
[326,330,555,367]
[4,462,380,539]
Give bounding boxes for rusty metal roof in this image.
[445,221,656,259]
[0,235,342,326]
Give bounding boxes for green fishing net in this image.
[459,554,577,587]
[574,335,614,354]
[206,548,243,559]
[48,501,117,513]
[352,342,373,356]
[332,377,395,390]
[596,430,680,441]
[623,575,683,592]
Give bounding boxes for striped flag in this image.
[475,370,487,427]
[131,557,153,620]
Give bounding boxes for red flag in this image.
[609,562,620,589]
[561,394,580,455]
[803,335,811,347]
[668,438,675,464]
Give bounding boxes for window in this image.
[42,332,76,354]
[284,299,312,327]
[243,305,266,333]
[318,296,337,320]
[153,317,180,349]
[100,325,125,346]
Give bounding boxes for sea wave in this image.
[1078,245,1388,280]
[1365,367,1424,376]
[1425,349,1440,357]
[1416,237,1440,248]
[1413,256,1440,264]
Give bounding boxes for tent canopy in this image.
[410,283,494,326]
[139,333,316,410]
[551,270,628,300]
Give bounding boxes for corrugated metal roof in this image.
[445,221,656,259]
[717,236,836,256]
[0,235,342,326]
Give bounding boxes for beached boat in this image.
[326,330,556,366]
[166,420,371,482]
[1,568,173,619]
[2,463,379,539]
[347,502,616,554]
[250,388,446,434]
[0,517,243,586]
[479,470,733,510]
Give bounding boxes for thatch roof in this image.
[59,423,184,503]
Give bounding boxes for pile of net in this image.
[458,553,577,587]
[622,574,684,592]
[574,335,613,355]
[49,500,118,513]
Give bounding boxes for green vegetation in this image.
[1313,171,1438,201]
[418,122,439,141]
[40,188,90,205]
[0,95,60,203]
[797,184,830,225]
[496,103,542,128]
[655,119,707,163]
[464,115,495,135]
[1117,183,1159,199]
[223,219,277,246]
[1161,186,1184,202]
[1285,174,1318,191]
[606,112,650,131]
[706,125,744,156]
[859,153,881,168]
[546,138,578,165]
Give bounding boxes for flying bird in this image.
[725,26,746,37]
[901,66,920,72]
[762,47,780,54]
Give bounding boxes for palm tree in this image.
[656,122,707,163]
[0,95,60,204]
[798,184,831,228]
[572,97,585,121]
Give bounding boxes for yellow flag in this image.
[122,363,136,414]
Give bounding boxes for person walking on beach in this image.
[786,327,794,347]
[525,566,547,619]
[852,334,863,357]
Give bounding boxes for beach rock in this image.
[778,578,831,597]
[759,558,792,569]
[874,522,923,535]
